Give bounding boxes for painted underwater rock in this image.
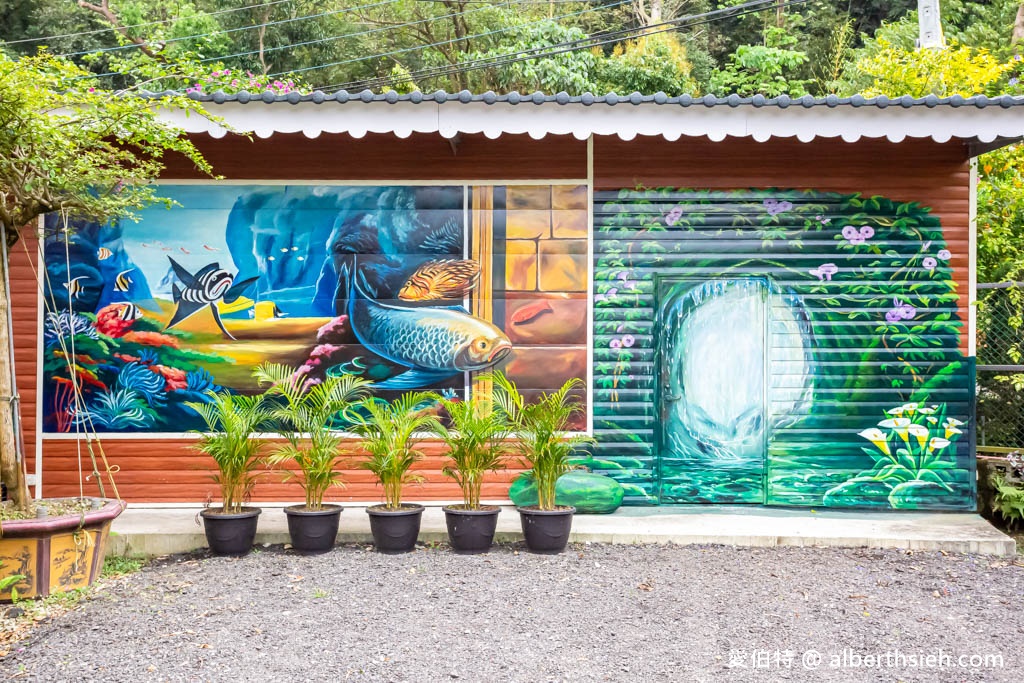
[509,471,625,514]
[348,273,512,389]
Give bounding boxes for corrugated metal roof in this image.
[155,90,1024,148]
[176,89,1024,109]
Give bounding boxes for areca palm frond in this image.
[186,391,269,514]
[253,363,372,510]
[433,395,510,509]
[348,391,442,510]
[481,371,592,511]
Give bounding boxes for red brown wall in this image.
[31,133,973,503]
[11,235,39,498]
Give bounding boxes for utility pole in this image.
[917,0,945,49]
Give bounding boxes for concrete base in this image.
[107,504,1018,557]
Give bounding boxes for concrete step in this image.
[107,504,1018,557]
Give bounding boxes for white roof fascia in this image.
[159,101,1024,144]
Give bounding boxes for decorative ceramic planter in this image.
[518,505,575,554]
[366,504,423,554]
[200,507,261,556]
[0,498,126,602]
[284,504,342,554]
[443,505,500,554]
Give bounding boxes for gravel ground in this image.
[1,542,1022,682]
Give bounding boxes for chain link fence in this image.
[977,283,1024,450]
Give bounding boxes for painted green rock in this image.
[509,471,624,514]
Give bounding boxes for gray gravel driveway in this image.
[2,542,1022,682]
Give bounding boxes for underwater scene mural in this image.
[41,184,588,433]
[592,188,974,510]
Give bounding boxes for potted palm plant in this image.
[431,395,509,553]
[488,372,591,554]
[348,391,441,553]
[186,391,269,556]
[254,363,371,554]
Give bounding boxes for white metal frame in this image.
[37,178,595,442]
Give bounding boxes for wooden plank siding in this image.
[31,133,973,503]
[10,234,39,497]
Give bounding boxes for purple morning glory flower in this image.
[616,324,626,332]
[841,225,859,240]
[859,226,874,239]
[622,335,636,348]
[886,309,903,323]
[1011,78,1020,86]
[809,263,838,281]
[609,339,622,349]
[764,199,793,216]
[922,257,938,269]
[937,249,951,260]
[848,235,865,245]
[665,207,684,225]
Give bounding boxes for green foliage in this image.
[988,471,1024,530]
[464,20,599,94]
[0,51,214,242]
[186,391,269,513]
[0,565,26,600]
[348,391,441,510]
[486,371,591,511]
[853,38,1009,97]
[101,555,145,578]
[254,363,371,511]
[432,395,509,510]
[596,33,696,96]
[707,26,810,97]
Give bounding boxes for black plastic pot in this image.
[366,504,423,554]
[200,507,261,556]
[518,505,575,554]
[284,504,342,554]
[443,505,500,554]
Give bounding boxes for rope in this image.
[19,219,120,500]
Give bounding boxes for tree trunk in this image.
[0,230,28,509]
[1013,3,1024,44]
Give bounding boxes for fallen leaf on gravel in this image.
[848,594,867,599]
[637,581,654,592]
[289,575,304,582]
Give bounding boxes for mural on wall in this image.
[592,188,973,510]
[41,184,588,433]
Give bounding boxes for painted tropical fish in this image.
[96,247,113,260]
[114,302,142,321]
[349,271,511,389]
[398,259,480,301]
[63,276,86,299]
[164,258,257,340]
[113,269,134,292]
[510,300,553,326]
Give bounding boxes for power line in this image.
[58,0,403,58]
[3,0,295,46]
[279,0,627,79]
[324,0,806,92]
[197,0,522,65]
